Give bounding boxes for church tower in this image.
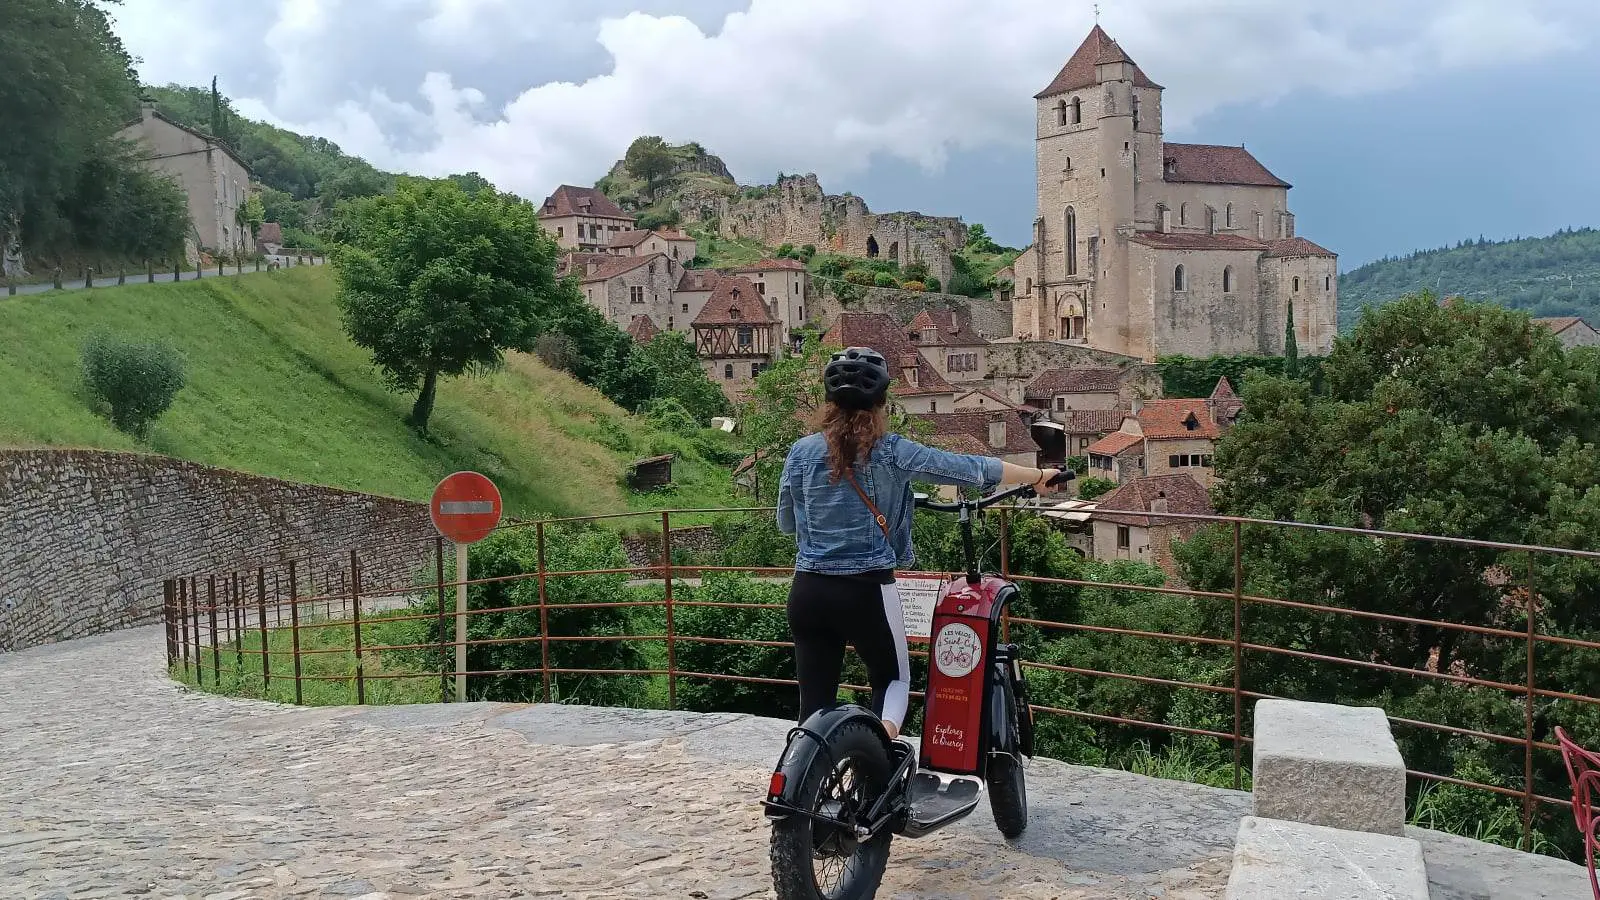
[1023,26,1164,353]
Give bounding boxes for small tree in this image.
[332,178,570,432]
[626,136,678,201]
[81,333,186,436]
[873,271,898,288]
[1284,300,1300,378]
[1076,476,1118,500]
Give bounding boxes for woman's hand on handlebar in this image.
[1033,468,1071,495]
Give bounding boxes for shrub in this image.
[80,333,186,436]
[947,272,984,297]
[799,244,816,261]
[636,205,681,230]
[844,270,874,286]
[872,271,898,288]
[673,573,795,716]
[644,397,699,436]
[775,243,795,258]
[924,276,941,292]
[904,261,929,282]
[901,281,926,292]
[1077,476,1118,500]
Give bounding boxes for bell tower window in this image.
[1056,100,1067,126]
[1065,207,1077,276]
[1069,97,1082,125]
[1173,265,1187,292]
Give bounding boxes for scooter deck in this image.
[907,770,982,831]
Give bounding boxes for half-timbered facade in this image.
[693,276,777,399]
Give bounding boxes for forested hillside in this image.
[1339,227,1600,328]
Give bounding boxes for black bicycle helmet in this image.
[824,346,891,410]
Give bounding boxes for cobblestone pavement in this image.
[2,626,1239,899]
[5,626,1586,899]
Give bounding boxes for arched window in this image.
[1069,97,1082,125]
[1065,207,1078,276]
[1255,212,1264,239]
[1293,276,1301,293]
[1179,203,1189,225]
[1206,206,1217,234]
[1222,266,1234,293]
[1173,265,1187,291]
[723,364,733,379]
[1025,277,1033,296]
[1056,100,1067,126]
[1226,203,1235,228]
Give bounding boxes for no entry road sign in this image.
[430,471,502,545]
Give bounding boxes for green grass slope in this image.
[1339,226,1600,329]
[0,267,736,517]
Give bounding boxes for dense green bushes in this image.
[80,332,186,436]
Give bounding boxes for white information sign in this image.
[895,575,946,641]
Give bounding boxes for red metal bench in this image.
[1557,726,1600,899]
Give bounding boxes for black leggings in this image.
[787,570,911,729]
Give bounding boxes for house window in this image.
[1255,212,1264,239]
[793,281,800,294]
[1116,526,1130,550]
[930,401,938,413]
[945,352,977,372]
[1173,265,1187,291]
[1223,266,1234,293]
[1169,453,1214,468]
[630,286,644,304]
[557,227,564,238]
[1293,276,1301,293]
[1055,396,1066,412]
[682,302,689,312]
[798,304,804,319]
[1065,207,1077,276]
[737,326,753,347]
[756,282,766,295]
[667,316,674,329]
[672,247,679,259]
[752,363,762,377]
[724,364,733,379]
[1183,413,1200,431]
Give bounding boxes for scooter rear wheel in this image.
[986,666,1029,839]
[770,719,893,900]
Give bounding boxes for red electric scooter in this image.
[762,469,1073,900]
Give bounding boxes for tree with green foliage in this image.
[1076,477,1118,501]
[625,136,678,202]
[332,178,571,432]
[1283,300,1300,377]
[80,332,187,436]
[965,223,1003,255]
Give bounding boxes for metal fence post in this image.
[289,560,303,705]
[351,550,365,705]
[191,577,202,682]
[1522,556,1537,851]
[661,512,676,710]
[178,577,191,672]
[436,537,448,703]
[257,567,270,689]
[232,572,244,669]
[208,575,220,682]
[163,580,176,667]
[83,267,92,289]
[537,521,551,703]
[147,259,155,283]
[1232,521,1245,792]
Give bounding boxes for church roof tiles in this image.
[1036,25,1162,98]
[1162,143,1290,188]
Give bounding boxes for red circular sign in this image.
[430,471,503,544]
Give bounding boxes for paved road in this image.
[2,625,1587,898]
[5,259,324,297]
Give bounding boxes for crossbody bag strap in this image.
[841,468,891,538]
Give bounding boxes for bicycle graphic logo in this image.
[933,622,982,679]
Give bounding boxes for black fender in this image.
[986,644,1033,764]
[764,704,889,820]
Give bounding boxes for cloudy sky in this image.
[109,0,1600,267]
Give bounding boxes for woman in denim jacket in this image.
[777,347,1064,740]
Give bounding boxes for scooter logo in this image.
[933,622,982,678]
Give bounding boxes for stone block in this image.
[1226,816,1429,900]
[1252,698,1406,835]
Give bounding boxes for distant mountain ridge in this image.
[1338,227,1600,329]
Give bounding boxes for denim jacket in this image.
[777,432,1004,574]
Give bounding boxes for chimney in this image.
[1131,397,1143,415]
[1150,490,1169,516]
[587,260,601,276]
[988,415,1006,449]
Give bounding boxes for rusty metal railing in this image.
[159,505,1600,853]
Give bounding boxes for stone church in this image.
[1011,26,1338,361]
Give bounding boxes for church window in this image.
[1133,95,1141,130]
[1025,277,1033,295]
[1325,275,1331,291]
[1223,266,1234,293]
[1173,265,1187,291]
[1070,97,1082,125]
[1255,212,1264,239]
[1065,207,1078,276]
[1293,277,1301,293]
[1206,207,1217,234]
[1056,100,1068,126]
[1179,203,1189,225]
[1226,203,1235,228]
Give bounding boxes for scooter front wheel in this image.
[986,663,1029,839]
[770,718,893,900]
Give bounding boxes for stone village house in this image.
[1088,473,1214,580]
[539,185,637,251]
[1085,378,1238,489]
[608,228,698,262]
[824,313,958,415]
[694,276,778,400]
[1534,316,1600,350]
[1009,25,1338,362]
[908,309,989,385]
[117,100,254,264]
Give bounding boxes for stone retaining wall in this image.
[620,525,723,567]
[0,449,434,651]
[814,287,1013,338]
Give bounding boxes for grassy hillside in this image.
[0,267,736,517]
[1339,226,1600,329]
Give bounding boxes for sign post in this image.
[429,471,503,702]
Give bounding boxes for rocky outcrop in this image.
[677,174,968,287]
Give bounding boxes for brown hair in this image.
[814,400,888,481]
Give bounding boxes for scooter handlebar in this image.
[913,469,1076,512]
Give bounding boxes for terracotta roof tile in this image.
[694,276,775,325]
[677,268,720,292]
[1137,399,1221,440]
[734,258,807,272]
[1210,377,1238,401]
[538,185,632,220]
[654,229,693,241]
[1533,316,1583,333]
[920,410,1038,456]
[1086,431,1143,456]
[909,309,985,347]
[1131,232,1268,251]
[954,388,1021,410]
[1263,237,1336,258]
[823,312,955,396]
[929,434,994,457]
[627,315,660,343]
[1093,474,1213,527]
[558,251,612,278]
[607,228,654,249]
[1056,408,1128,435]
[1035,26,1161,98]
[1162,143,1290,188]
[578,253,656,284]
[1025,367,1123,399]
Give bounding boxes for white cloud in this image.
[112,0,1600,201]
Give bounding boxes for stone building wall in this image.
[984,343,1161,405]
[1134,244,1271,358]
[0,449,435,652]
[679,174,967,287]
[813,287,1013,340]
